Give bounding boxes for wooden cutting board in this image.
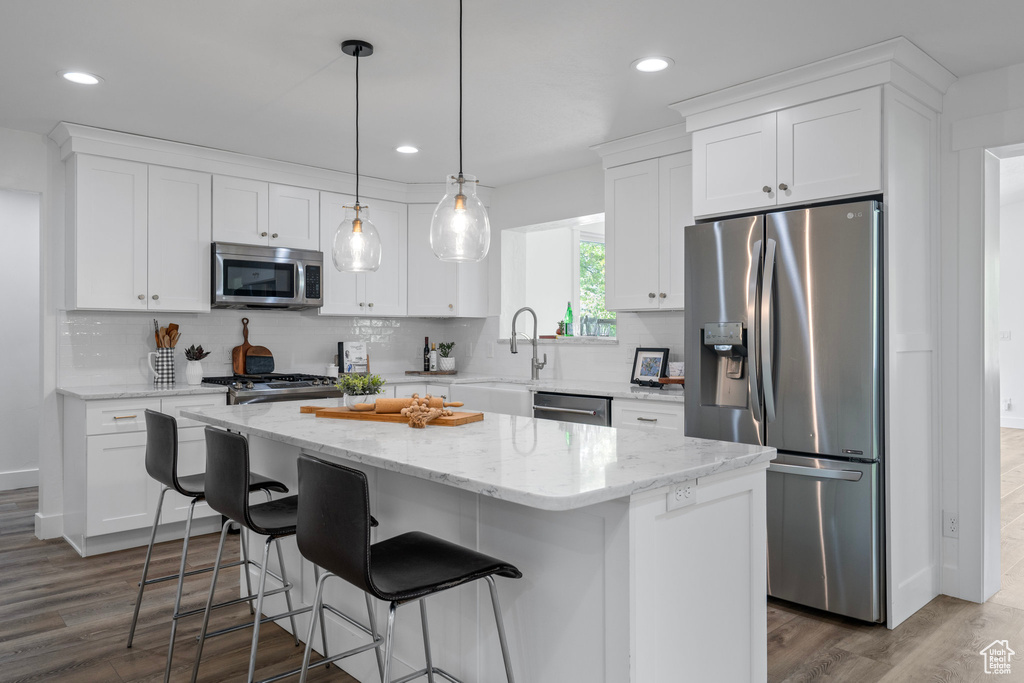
[232,317,253,375]
[300,405,484,427]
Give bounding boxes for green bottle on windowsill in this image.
[564,300,574,337]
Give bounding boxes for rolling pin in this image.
[373,397,464,414]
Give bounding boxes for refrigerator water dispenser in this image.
[700,322,748,408]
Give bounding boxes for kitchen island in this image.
[183,400,774,683]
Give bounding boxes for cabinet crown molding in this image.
[591,123,691,170]
[47,122,491,205]
[671,36,956,133]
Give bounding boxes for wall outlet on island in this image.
[667,481,699,511]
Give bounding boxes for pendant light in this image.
[333,39,382,273]
[429,0,490,263]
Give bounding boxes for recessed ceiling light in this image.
[396,145,419,154]
[60,71,103,85]
[633,57,673,73]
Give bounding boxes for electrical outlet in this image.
[1004,398,1013,412]
[486,342,494,358]
[943,510,959,538]
[667,481,699,511]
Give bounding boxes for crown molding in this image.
[670,37,956,132]
[590,122,691,169]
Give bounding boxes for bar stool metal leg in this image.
[298,569,330,683]
[127,485,168,647]
[419,600,436,683]
[312,565,330,667]
[367,593,385,682]
[485,576,516,683]
[274,537,300,646]
[191,519,232,683]
[240,526,255,615]
[246,536,275,683]
[163,497,199,682]
[382,602,398,683]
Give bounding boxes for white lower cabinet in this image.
[63,393,226,556]
[393,383,450,399]
[612,398,685,432]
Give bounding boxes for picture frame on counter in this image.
[630,347,669,387]
[338,341,369,374]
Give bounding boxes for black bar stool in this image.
[127,410,290,683]
[193,427,381,683]
[295,454,522,683]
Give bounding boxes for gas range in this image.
[203,373,341,405]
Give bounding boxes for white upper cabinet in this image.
[319,192,408,317]
[68,155,149,310]
[148,166,211,312]
[407,204,488,317]
[692,88,881,217]
[67,155,210,312]
[605,153,691,312]
[213,176,319,250]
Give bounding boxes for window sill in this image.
[498,336,618,346]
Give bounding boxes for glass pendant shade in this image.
[333,204,381,272]
[430,173,490,262]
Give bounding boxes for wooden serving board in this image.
[404,370,458,376]
[300,405,484,426]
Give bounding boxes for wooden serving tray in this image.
[658,377,685,385]
[300,405,483,427]
[404,370,458,376]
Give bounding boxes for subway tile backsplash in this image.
[58,309,684,387]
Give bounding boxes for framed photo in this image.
[630,347,669,387]
[338,341,369,374]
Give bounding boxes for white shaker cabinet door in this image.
[658,152,692,310]
[363,199,408,316]
[85,431,151,536]
[212,175,269,246]
[269,183,320,250]
[148,166,211,312]
[319,191,364,315]
[605,159,661,310]
[408,204,459,316]
[70,155,149,310]
[692,113,777,217]
[776,88,882,206]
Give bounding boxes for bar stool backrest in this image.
[144,409,181,492]
[296,454,376,597]
[203,426,256,528]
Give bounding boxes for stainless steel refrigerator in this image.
[684,199,884,623]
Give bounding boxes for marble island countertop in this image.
[182,399,770,511]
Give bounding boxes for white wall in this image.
[0,189,40,490]
[999,191,1024,428]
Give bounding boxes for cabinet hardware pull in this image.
[636,417,658,423]
[138,294,145,300]
[648,292,656,298]
[659,293,666,298]
[260,232,268,237]
[368,302,374,307]
[359,302,365,307]
[113,415,137,420]
[271,233,278,238]
[778,183,789,191]
[449,304,454,309]
[762,186,772,194]
[152,294,159,300]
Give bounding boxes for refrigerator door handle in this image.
[768,462,864,482]
[762,238,777,423]
[748,239,763,423]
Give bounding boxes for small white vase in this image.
[438,356,455,372]
[345,393,376,409]
[185,360,204,386]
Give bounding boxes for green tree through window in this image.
[579,240,616,335]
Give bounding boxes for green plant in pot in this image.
[437,342,456,372]
[183,344,211,386]
[335,373,386,407]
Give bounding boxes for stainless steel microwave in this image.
[212,242,323,310]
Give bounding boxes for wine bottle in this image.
[564,301,574,337]
[423,337,430,371]
[429,343,438,371]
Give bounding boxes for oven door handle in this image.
[533,405,599,416]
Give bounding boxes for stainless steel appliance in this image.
[533,392,612,426]
[684,199,884,623]
[203,373,340,404]
[212,242,323,310]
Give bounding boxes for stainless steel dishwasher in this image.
[532,392,612,426]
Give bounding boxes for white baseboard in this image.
[34,511,63,539]
[0,467,38,491]
[1001,417,1024,429]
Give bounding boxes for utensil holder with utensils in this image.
[148,348,175,386]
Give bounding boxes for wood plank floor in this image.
[6,435,1024,682]
[0,489,357,682]
[767,428,1024,682]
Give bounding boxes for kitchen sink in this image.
[449,382,532,417]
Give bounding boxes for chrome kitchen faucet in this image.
[511,306,547,380]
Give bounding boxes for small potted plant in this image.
[437,342,456,372]
[183,345,211,386]
[335,373,387,408]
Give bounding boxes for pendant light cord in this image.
[355,44,361,204]
[458,0,463,176]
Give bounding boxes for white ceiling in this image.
[3,0,1024,188]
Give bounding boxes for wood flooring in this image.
[6,433,1024,682]
[0,488,357,682]
[767,428,1024,682]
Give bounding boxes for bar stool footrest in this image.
[393,666,463,683]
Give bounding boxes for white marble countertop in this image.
[380,373,685,403]
[58,384,229,400]
[182,399,770,511]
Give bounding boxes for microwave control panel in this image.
[305,265,321,300]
